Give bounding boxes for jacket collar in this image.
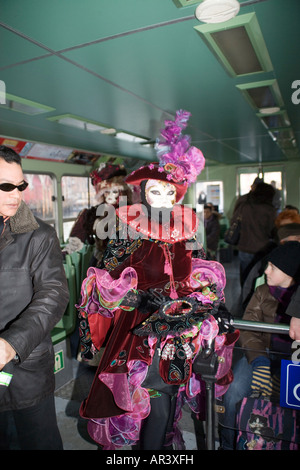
[9,201,39,234]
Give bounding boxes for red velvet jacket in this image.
[79,205,215,419]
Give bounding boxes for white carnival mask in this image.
[96,183,123,205]
[103,188,120,204]
[145,179,176,209]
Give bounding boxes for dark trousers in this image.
[0,395,63,450]
[139,392,177,450]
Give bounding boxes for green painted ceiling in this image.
[0,0,299,166]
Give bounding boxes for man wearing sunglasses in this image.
[0,145,69,449]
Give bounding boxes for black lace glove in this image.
[116,289,171,312]
[138,289,172,314]
[214,302,234,334]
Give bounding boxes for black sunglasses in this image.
[0,181,28,192]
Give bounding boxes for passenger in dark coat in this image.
[0,146,69,450]
[204,203,220,260]
[230,182,276,285]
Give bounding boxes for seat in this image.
[51,260,77,345]
[69,251,82,298]
[51,244,93,345]
[79,243,94,282]
[254,273,266,290]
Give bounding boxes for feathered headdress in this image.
[155,109,205,185]
[126,110,205,202]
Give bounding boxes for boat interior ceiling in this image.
[0,0,299,168]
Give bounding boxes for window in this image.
[238,167,283,211]
[196,181,224,213]
[22,173,56,226]
[61,176,97,242]
[239,172,259,195]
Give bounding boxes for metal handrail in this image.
[232,319,290,335]
[204,319,291,450]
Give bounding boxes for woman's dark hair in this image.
[0,145,22,165]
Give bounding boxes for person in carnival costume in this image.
[64,163,132,266]
[77,110,238,450]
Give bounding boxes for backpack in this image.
[236,396,299,450]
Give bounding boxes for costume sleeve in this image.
[77,218,141,357]
[69,207,97,244]
[77,264,138,354]
[186,256,231,337]
[100,218,142,272]
[286,286,300,318]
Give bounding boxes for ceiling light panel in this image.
[0,94,55,115]
[194,13,273,77]
[236,79,284,111]
[48,114,110,132]
[173,0,200,7]
[282,148,299,160]
[257,110,291,130]
[269,127,295,143]
[115,132,149,144]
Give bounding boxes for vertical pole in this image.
[205,381,215,450]
[192,341,218,451]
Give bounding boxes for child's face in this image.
[264,262,294,288]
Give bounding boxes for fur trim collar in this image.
[9,201,39,234]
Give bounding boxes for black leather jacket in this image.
[0,201,69,411]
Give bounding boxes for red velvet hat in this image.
[90,163,127,187]
[125,110,205,203]
[126,162,188,202]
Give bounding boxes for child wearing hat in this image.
[220,241,300,450]
[64,163,132,264]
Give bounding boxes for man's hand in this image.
[289,317,300,341]
[0,339,16,371]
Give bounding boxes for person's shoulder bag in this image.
[224,202,245,245]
